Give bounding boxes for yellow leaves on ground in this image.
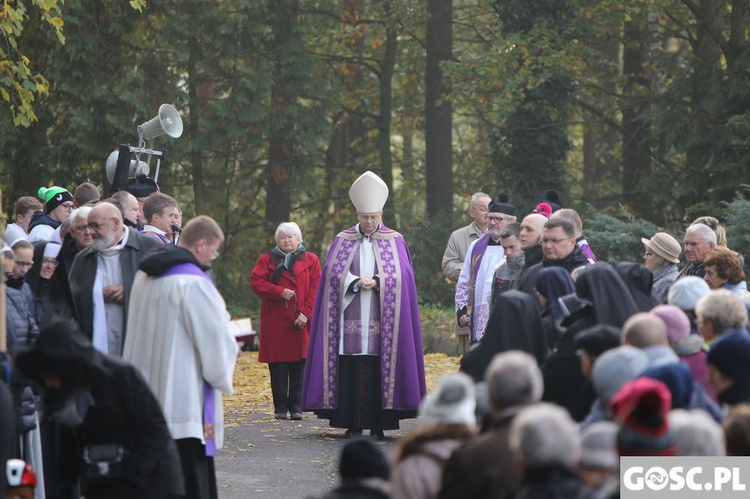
[224,352,461,423]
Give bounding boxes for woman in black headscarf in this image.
[541,263,639,421]
[535,267,576,348]
[25,241,76,328]
[616,261,658,312]
[460,290,548,382]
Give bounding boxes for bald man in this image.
[513,213,548,294]
[69,201,162,355]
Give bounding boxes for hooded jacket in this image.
[15,321,184,499]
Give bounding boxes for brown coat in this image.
[437,413,520,499]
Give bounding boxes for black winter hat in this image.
[489,193,515,216]
[339,438,390,481]
[539,189,562,212]
[575,325,621,358]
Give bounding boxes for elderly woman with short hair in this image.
[703,249,748,296]
[250,222,321,420]
[641,232,681,303]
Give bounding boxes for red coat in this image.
[250,250,321,363]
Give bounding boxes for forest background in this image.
[2,0,750,322]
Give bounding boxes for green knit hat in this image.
[38,186,73,213]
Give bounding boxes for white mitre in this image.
[349,171,389,212]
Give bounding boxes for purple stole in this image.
[467,234,491,318]
[161,262,217,457]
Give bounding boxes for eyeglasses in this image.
[86,218,115,232]
[541,237,573,245]
[15,261,34,268]
[358,215,381,222]
[487,215,513,223]
[42,258,58,268]
[74,224,92,232]
[61,203,74,212]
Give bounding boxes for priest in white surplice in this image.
[455,194,516,343]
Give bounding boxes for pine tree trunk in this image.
[425,0,453,221]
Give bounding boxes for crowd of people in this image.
[2,178,237,499]
[5,175,750,499]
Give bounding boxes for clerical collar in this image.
[357,223,381,240]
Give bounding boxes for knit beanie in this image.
[339,438,390,481]
[580,421,619,469]
[667,277,710,312]
[651,305,691,344]
[592,346,649,408]
[539,189,562,212]
[706,329,750,380]
[38,186,73,213]
[642,363,693,409]
[611,377,676,456]
[418,372,476,427]
[534,202,552,218]
[489,193,515,216]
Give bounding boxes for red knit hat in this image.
[610,377,676,456]
[534,202,552,218]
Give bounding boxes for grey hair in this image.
[275,222,303,244]
[485,351,543,410]
[695,290,748,334]
[509,403,581,469]
[685,223,717,247]
[649,252,669,268]
[470,192,490,209]
[551,208,583,234]
[669,409,725,456]
[68,206,92,226]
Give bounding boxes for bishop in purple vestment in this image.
[300,172,426,438]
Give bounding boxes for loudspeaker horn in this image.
[137,104,183,142]
[105,150,150,184]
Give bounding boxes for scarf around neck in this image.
[271,244,307,284]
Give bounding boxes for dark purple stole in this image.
[161,262,217,457]
[467,234,491,316]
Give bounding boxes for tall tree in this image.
[425,0,453,221]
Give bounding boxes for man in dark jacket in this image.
[68,202,160,356]
[439,351,544,499]
[513,214,547,295]
[15,320,185,499]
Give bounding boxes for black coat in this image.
[514,245,544,294]
[541,264,639,421]
[615,262,658,312]
[0,381,16,499]
[461,291,548,382]
[511,466,594,499]
[15,321,185,499]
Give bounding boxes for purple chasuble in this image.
[161,262,217,457]
[301,225,426,412]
